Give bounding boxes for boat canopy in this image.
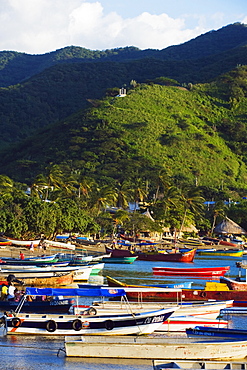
[25,286,182,297]
[25,287,127,297]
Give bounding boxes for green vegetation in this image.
[0,24,247,237]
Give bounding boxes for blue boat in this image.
[78,281,193,289]
[186,326,247,339]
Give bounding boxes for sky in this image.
[0,0,246,55]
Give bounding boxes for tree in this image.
[210,201,227,236]
[179,187,205,234]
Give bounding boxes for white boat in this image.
[153,359,247,369]
[0,238,41,247]
[156,315,228,332]
[1,286,179,336]
[3,307,176,336]
[0,264,94,280]
[44,239,75,251]
[77,299,233,320]
[64,335,247,359]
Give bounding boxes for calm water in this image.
[1,253,247,370]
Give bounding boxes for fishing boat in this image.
[157,316,228,332]
[106,276,193,289]
[197,250,244,257]
[220,276,247,291]
[87,295,233,322]
[0,254,62,266]
[153,359,247,369]
[0,271,74,287]
[1,287,177,336]
[105,246,196,262]
[121,281,247,303]
[152,266,230,278]
[102,256,137,264]
[186,326,247,339]
[0,237,41,247]
[64,335,247,359]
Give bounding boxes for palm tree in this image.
[115,181,132,209]
[91,185,118,215]
[179,187,205,235]
[44,164,63,201]
[30,174,48,199]
[0,175,14,199]
[130,177,148,211]
[210,201,226,236]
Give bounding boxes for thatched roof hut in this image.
[214,217,247,235]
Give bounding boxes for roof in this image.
[214,217,247,235]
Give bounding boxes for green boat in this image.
[101,256,137,264]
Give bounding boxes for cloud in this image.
[0,0,219,54]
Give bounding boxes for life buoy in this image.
[72,319,82,331]
[105,319,114,330]
[46,319,58,332]
[11,317,21,328]
[87,307,97,316]
[201,291,207,298]
[82,321,90,328]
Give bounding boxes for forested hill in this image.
[0,22,247,87]
[1,65,247,196]
[0,24,247,150]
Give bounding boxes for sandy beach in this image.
[0,240,108,260]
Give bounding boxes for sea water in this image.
[1,253,246,370]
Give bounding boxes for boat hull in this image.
[152,266,230,278]
[3,308,176,336]
[105,246,196,262]
[198,250,244,257]
[220,276,247,291]
[102,257,137,264]
[64,335,247,359]
[124,288,247,302]
[0,271,74,287]
[186,326,247,339]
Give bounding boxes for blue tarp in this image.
[25,287,126,297]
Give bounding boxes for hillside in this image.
[1,69,247,195]
[0,45,247,148]
[0,23,246,150]
[0,23,246,87]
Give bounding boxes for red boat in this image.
[220,276,247,291]
[152,266,230,278]
[105,246,196,263]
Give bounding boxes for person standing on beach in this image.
[19,251,25,260]
[30,242,34,254]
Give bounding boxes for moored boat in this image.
[0,271,74,287]
[106,275,193,289]
[102,256,138,264]
[105,246,197,262]
[152,266,230,278]
[220,276,247,291]
[64,335,247,359]
[186,326,247,339]
[157,316,228,332]
[197,250,244,257]
[121,281,247,303]
[153,359,247,369]
[1,286,177,336]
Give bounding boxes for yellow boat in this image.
[198,249,244,257]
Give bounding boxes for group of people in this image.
[0,282,23,301]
